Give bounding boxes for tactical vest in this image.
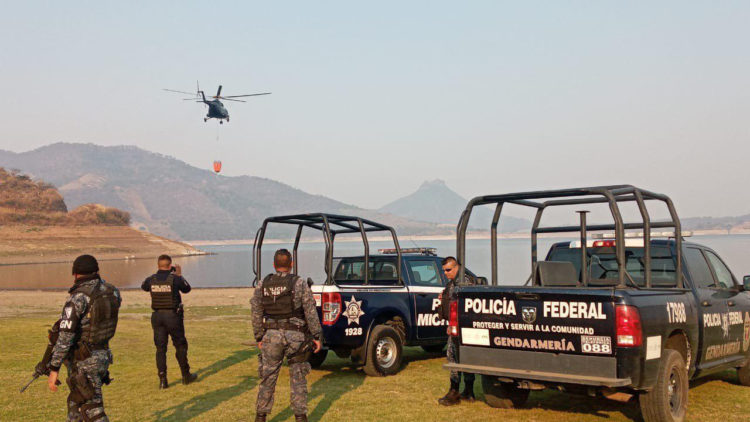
[73,280,120,346]
[261,273,304,320]
[149,274,179,310]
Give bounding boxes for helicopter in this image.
[164,83,270,124]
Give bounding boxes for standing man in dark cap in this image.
[437,256,477,406]
[46,254,121,422]
[252,248,322,422]
[141,254,197,388]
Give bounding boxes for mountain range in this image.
[0,143,451,240]
[4,143,743,241]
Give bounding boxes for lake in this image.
[1,235,748,289]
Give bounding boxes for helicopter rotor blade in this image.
[222,98,246,102]
[216,85,222,98]
[164,88,197,95]
[222,93,271,98]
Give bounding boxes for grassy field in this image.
[1,289,749,421]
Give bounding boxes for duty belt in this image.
[263,319,305,332]
[73,342,109,361]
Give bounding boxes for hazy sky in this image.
[1,2,748,219]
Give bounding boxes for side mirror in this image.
[477,276,488,286]
[307,277,314,288]
[743,275,750,291]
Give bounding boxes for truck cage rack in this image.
[252,213,402,286]
[456,185,684,289]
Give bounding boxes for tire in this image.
[639,349,688,422]
[308,349,328,368]
[363,324,403,376]
[738,361,750,386]
[421,344,446,354]
[481,375,529,408]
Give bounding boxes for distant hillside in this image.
[682,215,750,232]
[0,143,443,240]
[0,167,201,264]
[0,167,67,213]
[0,167,129,226]
[380,179,530,232]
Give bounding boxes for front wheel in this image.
[639,349,688,422]
[363,324,403,376]
[308,349,328,368]
[481,375,529,408]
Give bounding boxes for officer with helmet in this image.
[252,248,322,422]
[141,254,197,388]
[46,254,121,422]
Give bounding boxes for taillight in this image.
[616,305,642,347]
[448,301,458,336]
[321,292,341,326]
[593,240,616,248]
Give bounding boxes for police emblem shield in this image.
[344,295,365,325]
[522,306,537,324]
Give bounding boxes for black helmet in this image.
[72,254,99,275]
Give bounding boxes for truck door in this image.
[406,258,446,339]
[684,247,733,369]
[704,250,750,363]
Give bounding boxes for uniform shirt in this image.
[49,275,123,371]
[440,271,477,320]
[445,272,476,302]
[141,270,191,310]
[251,272,322,342]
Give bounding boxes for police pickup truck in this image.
[444,186,750,422]
[252,213,481,376]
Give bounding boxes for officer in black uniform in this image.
[141,254,197,388]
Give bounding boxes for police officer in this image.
[47,254,121,422]
[437,256,476,406]
[252,249,322,422]
[141,254,197,388]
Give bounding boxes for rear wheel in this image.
[639,349,688,422]
[481,375,529,408]
[363,325,403,376]
[738,361,750,386]
[308,349,328,368]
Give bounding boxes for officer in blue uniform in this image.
[438,256,476,405]
[141,254,197,388]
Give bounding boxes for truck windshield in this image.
[547,245,677,287]
[333,257,400,285]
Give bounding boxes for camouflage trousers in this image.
[447,336,474,388]
[256,329,311,415]
[66,349,112,422]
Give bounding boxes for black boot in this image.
[182,372,197,385]
[460,384,475,402]
[438,388,461,406]
[255,414,267,422]
[294,415,307,422]
[158,372,168,389]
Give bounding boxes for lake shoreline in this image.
[0,225,209,266]
[186,229,750,246]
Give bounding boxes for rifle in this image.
[20,320,61,393]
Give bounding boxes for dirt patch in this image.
[0,225,205,265]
